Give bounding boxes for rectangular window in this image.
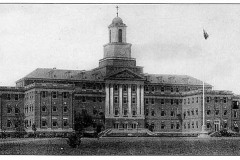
[187,110,190,116]
[151,110,155,116]
[82,84,86,90]
[114,85,118,91]
[52,121,58,127]
[188,98,190,104]
[192,98,194,103]
[196,109,198,115]
[176,88,179,92]
[191,110,194,116]
[223,97,227,103]
[15,94,19,101]
[161,110,165,116]
[52,106,57,112]
[196,97,199,103]
[171,99,174,105]
[171,87,174,92]
[215,97,218,103]
[171,123,174,129]
[215,109,219,115]
[171,111,175,117]
[207,97,210,103]
[42,91,47,98]
[184,99,186,105]
[7,120,12,127]
[145,86,149,92]
[52,92,57,99]
[145,98,149,105]
[93,97,97,102]
[207,109,211,115]
[82,96,86,102]
[63,120,68,127]
[145,108,149,116]
[96,97,101,102]
[176,99,179,105]
[7,107,12,114]
[132,85,136,92]
[114,97,118,103]
[161,123,165,129]
[161,86,164,92]
[192,121,194,129]
[151,86,155,92]
[63,92,68,98]
[196,121,199,128]
[132,97,136,104]
[115,108,119,116]
[176,123,180,129]
[207,122,211,128]
[132,110,136,116]
[234,110,238,118]
[42,120,47,127]
[161,99,164,105]
[124,109,128,116]
[151,98,155,104]
[123,85,127,92]
[64,106,68,113]
[188,122,190,129]
[123,97,127,104]
[184,122,186,129]
[224,110,227,116]
[7,94,11,100]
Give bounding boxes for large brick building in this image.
[0,14,240,136]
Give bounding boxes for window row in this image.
[7,107,20,114]
[145,98,181,105]
[206,109,228,116]
[41,119,69,127]
[41,106,69,113]
[41,91,69,99]
[75,96,103,102]
[146,122,181,130]
[114,108,138,117]
[144,86,180,93]
[82,83,103,90]
[145,109,179,117]
[24,104,34,114]
[206,97,228,103]
[112,84,138,92]
[183,109,199,118]
[3,94,20,100]
[183,121,199,129]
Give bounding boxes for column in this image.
[128,84,132,117]
[137,85,140,116]
[110,84,114,117]
[140,85,144,117]
[119,84,123,116]
[105,84,110,117]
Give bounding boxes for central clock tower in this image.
[98,13,143,76]
[103,16,132,58]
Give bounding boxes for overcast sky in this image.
[0,4,240,94]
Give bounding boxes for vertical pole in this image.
[203,81,205,129]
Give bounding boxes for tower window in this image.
[118,29,122,42]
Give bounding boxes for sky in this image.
[0,4,240,94]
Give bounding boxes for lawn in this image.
[0,137,240,155]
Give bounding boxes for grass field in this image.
[1,137,240,155]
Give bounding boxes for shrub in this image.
[67,133,81,148]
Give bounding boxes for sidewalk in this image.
[0,138,62,144]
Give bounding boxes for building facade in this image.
[0,14,239,136]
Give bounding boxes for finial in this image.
[116,6,119,17]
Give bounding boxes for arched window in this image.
[118,29,122,42]
[109,30,111,43]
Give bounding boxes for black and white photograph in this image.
[1,2,240,156]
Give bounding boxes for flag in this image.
[203,29,209,40]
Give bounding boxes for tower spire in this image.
[116,6,119,17]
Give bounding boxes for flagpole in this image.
[198,28,210,138]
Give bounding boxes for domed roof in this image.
[112,16,123,24]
